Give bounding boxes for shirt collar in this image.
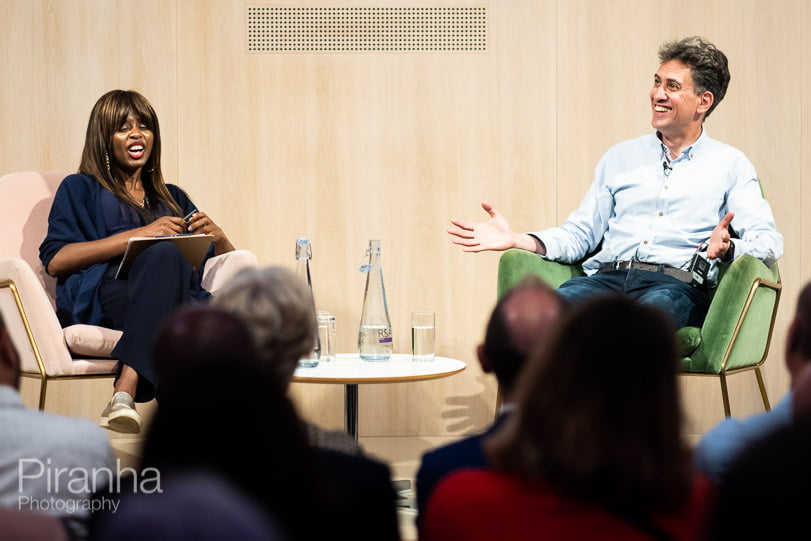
[657,127,707,164]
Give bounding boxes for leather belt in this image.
[598,260,695,285]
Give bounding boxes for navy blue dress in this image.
[40,174,213,401]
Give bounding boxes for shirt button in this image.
[664,185,669,190]
[643,240,649,245]
[658,212,663,217]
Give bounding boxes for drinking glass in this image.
[317,311,336,362]
[411,311,435,362]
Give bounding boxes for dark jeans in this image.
[557,268,710,328]
[100,242,210,402]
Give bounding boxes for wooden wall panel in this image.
[803,1,811,326]
[174,1,557,435]
[556,0,658,217]
[0,0,179,179]
[2,0,805,436]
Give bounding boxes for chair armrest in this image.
[0,257,76,376]
[63,325,122,358]
[497,249,585,299]
[201,249,259,294]
[685,255,781,374]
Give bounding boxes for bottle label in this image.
[378,327,392,343]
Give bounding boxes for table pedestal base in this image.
[345,383,358,441]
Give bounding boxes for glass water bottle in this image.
[296,238,321,367]
[358,239,392,361]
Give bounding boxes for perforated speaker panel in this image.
[247,6,486,52]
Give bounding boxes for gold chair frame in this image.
[1,277,116,410]
[685,275,781,417]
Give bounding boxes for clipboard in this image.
[115,234,214,279]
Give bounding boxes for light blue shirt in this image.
[533,130,783,285]
[694,392,793,482]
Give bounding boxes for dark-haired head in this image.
[488,295,691,515]
[142,305,326,541]
[80,90,181,217]
[481,276,565,397]
[658,36,730,119]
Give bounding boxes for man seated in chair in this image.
[448,36,782,327]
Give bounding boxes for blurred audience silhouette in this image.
[91,306,323,541]
[705,284,811,538]
[422,295,711,540]
[212,266,361,455]
[695,281,811,482]
[416,276,565,532]
[90,472,288,541]
[88,270,399,541]
[0,311,115,540]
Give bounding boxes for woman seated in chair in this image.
[422,295,713,540]
[39,89,253,434]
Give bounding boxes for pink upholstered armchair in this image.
[0,171,257,410]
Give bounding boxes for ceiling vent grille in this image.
[247,6,486,52]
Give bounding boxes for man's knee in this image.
[636,287,708,328]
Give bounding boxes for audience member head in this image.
[210,266,315,387]
[785,281,811,385]
[0,313,21,389]
[79,89,181,216]
[658,36,730,119]
[487,295,691,515]
[480,276,565,401]
[141,306,325,541]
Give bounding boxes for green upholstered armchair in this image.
[497,249,782,417]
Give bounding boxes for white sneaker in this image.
[100,391,142,434]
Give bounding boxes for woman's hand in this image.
[47,213,235,278]
[136,216,187,237]
[185,211,235,254]
[46,216,188,277]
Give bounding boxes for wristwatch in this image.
[723,240,735,262]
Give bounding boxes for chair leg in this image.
[38,377,48,411]
[719,373,731,417]
[755,367,771,412]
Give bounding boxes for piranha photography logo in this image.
[17,458,161,514]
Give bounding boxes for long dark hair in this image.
[487,295,692,516]
[79,89,182,217]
